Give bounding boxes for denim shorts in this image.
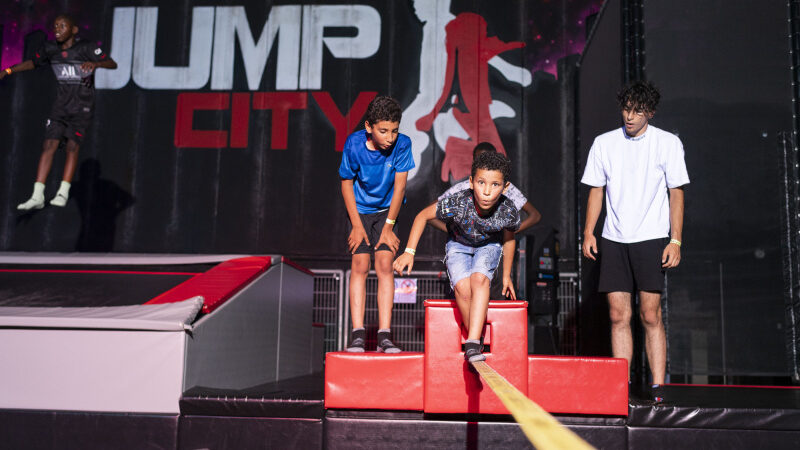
[444,241,503,289]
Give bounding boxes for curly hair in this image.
[617,80,660,113]
[364,96,402,125]
[471,150,511,183]
[472,141,497,159]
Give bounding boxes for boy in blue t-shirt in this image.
[339,96,415,352]
[394,152,520,362]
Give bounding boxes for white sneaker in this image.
[17,196,45,211]
[50,193,68,207]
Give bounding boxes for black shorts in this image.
[598,237,668,293]
[44,108,93,145]
[349,210,393,254]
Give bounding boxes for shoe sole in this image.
[345,347,365,353]
[377,347,401,353]
[17,204,44,211]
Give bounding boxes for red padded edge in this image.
[528,355,629,416]
[145,256,271,314]
[424,299,528,308]
[424,301,528,414]
[325,352,424,410]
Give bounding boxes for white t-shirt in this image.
[439,180,527,210]
[581,125,690,243]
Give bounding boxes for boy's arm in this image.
[662,187,684,268]
[375,171,408,253]
[0,60,35,80]
[392,203,437,275]
[516,201,542,233]
[341,179,369,254]
[501,230,517,299]
[81,58,117,72]
[582,186,604,260]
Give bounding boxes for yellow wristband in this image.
[4,68,11,75]
[385,218,396,225]
[670,239,681,247]
[404,247,416,255]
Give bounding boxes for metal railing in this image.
[311,269,580,355]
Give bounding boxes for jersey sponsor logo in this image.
[94,48,102,55]
[61,51,68,58]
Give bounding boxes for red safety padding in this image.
[528,355,629,416]
[325,352,424,410]
[424,300,528,414]
[145,256,272,314]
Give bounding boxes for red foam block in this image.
[528,355,629,416]
[146,256,272,313]
[424,300,528,414]
[325,352,424,411]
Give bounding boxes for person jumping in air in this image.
[394,151,520,362]
[0,14,117,210]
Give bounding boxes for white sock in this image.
[32,182,45,200]
[56,181,71,198]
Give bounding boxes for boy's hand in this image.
[0,71,6,81]
[393,252,414,275]
[502,276,516,300]
[582,233,598,260]
[662,242,681,268]
[348,226,369,254]
[376,226,400,253]
[81,61,98,73]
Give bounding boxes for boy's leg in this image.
[346,253,371,352]
[466,272,491,341]
[374,249,401,353]
[36,139,61,183]
[17,139,60,210]
[50,139,79,206]
[453,278,472,330]
[608,292,634,376]
[639,290,666,385]
[349,253,371,329]
[374,250,395,330]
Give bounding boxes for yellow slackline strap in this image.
[470,360,595,450]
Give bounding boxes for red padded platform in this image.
[325,352,424,410]
[424,300,528,414]
[528,355,629,416]
[146,256,272,313]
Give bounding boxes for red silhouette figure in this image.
[416,13,525,182]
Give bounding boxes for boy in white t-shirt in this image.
[581,81,689,394]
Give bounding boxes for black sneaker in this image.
[346,328,365,353]
[376,331,401,353]
[650,384,664,403]
[464,341,485,362]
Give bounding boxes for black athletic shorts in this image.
[44,105,93,145]
[349,210,394,254]
[598,237,668,293]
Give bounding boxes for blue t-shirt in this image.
[338,130,415,214]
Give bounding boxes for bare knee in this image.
[640,306,662,328]
[608,303,631,325]
[373,253,393,278]
[454,278,471,299]
[351,255,370,276]
[469,272,490,289]
[65,140,80,154]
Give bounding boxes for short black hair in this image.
[54,14,78,28]
[617,80,660,113]
[471,151,511,183]
[365,96,402,125]
[472,142,497,159]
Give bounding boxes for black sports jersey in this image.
[32,39,109,115]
